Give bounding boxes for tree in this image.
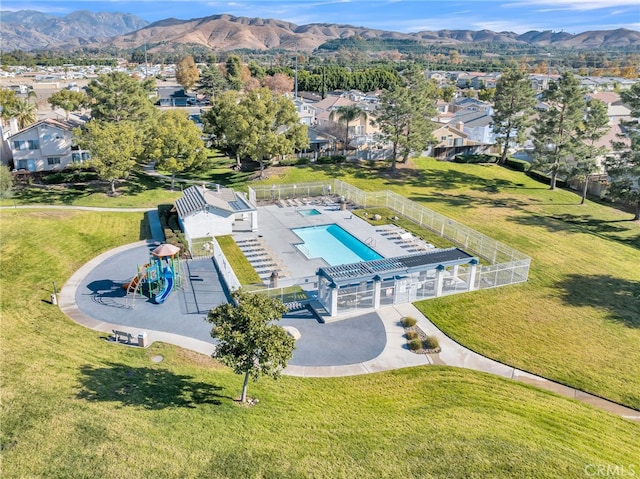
[9,98,37,130]
[207,289,294,403]
[0,164,14,199]
[493,68,537,165]
[373,68,436,173]
[225,54,245,90]
[202,90,247,168]
[196,64,228,100]
[240,88,308,178]
[48,89,87,120]
[570,98,610,204]
[330,104,367,157]
[607,82,640,220]
[262,73,294,94]
[175,55,200,92]
[85,71,156,124]
[532,72,586,190]
[145,110,208,190]
[74,121,142,195]
[0,88,19,126]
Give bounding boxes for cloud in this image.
[503,0,640,11]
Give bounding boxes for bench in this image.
[112,330,134,344]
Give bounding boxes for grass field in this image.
[1,210,639,478]
[2,158,639,476]
[253,159,640,410]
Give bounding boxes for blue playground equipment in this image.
[123,243,182,307]
[154,266,174,304]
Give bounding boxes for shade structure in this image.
[151,243,181,258]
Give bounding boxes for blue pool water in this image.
[298,208,321,217]
[292,224,382,266]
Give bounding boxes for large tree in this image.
[492,68,537,165]
[175,55,200,92]
[202,90,247,168]
[224,54,245,91]
[532,72,586,190]
[85,71,156,124]
[607,82,640,220]
[571,98,610,204]
[145,110,208,190]
[329,104,367,157]
[207,289,295,403]
[48,89,87,120]
[74,121,142,195]
[196,64,228,100]
[373,67,436,173]
[241,88,308,177]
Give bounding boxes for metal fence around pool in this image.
[249,180,531,291]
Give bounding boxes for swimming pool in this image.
[292,224,382,266]
[298,208,321,217]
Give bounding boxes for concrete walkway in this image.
[56,241,640,421]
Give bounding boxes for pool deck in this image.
[233,202,427,288]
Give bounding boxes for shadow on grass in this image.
[77,362,229,408]
[510,213,640,250]
[556,274,640,329]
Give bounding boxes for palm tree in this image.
[10,99,37,130]
[329,104,366,157]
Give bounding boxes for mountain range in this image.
[1,10,639,52]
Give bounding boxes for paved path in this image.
[10,205,639,421]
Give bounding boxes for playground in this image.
[75,241,228,343]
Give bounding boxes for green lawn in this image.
[1,170,182,208]
[255,159,640,410]
[1,209,638,478]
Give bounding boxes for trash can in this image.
[50,293,57,305]
[137,332,148,348]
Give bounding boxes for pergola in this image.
[316,248,479,316]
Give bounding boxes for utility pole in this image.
[144,43,149,78]
[294,41,299,99]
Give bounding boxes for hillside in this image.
[2,10,639,52]
[0,9,148,50]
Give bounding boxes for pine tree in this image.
[607,82,640,220]
[532,72,586,190]
[493,68,536,165]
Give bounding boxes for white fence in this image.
[250,180,531,290]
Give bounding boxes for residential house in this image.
[450,109,495,145]
[451,97,493,115]
[157,86,196,107]
[294,98,317,126]
[8,118,90,172]
[469,72,502,90]
[313,94,380,150]
[427,123,491,160]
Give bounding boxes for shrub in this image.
[424,335,440,350]
[408,338,422,351]
[504,157,531,172]
[405,331,419,340]
[317,155,346,164]
[278,158,299,167]
[453,154,498,164]
[401,316,417,327]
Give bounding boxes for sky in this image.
[3,0,639,34]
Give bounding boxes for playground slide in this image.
[154,266,174,304]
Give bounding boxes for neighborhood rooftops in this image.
[175,184,254,218]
